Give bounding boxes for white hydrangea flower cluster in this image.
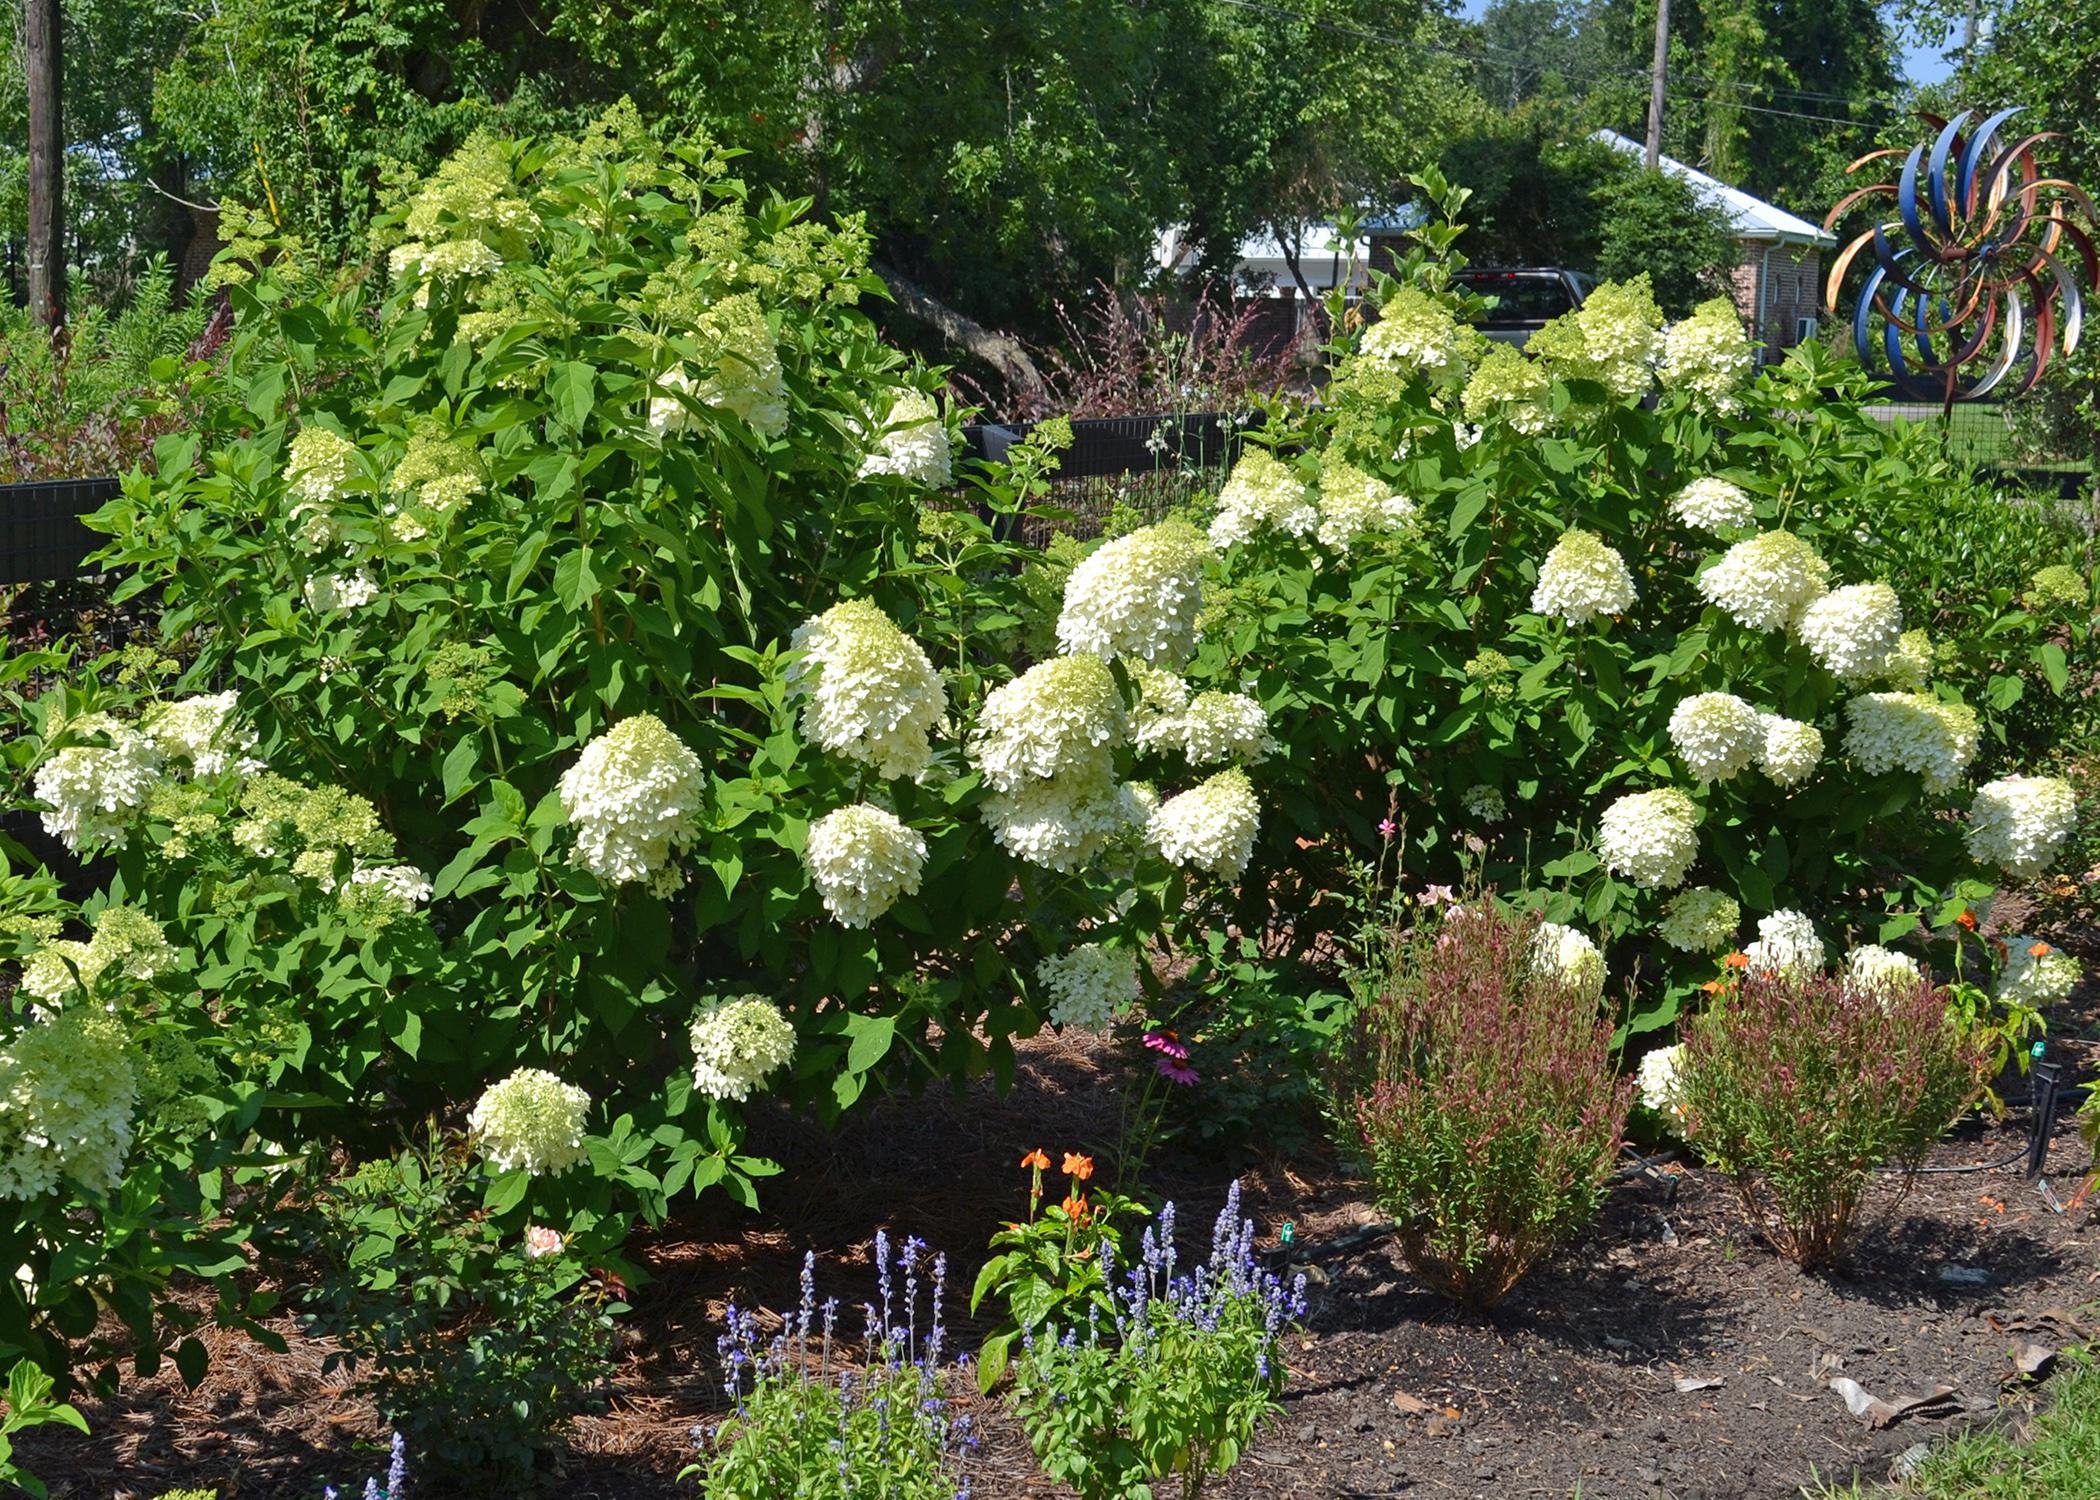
[1533,278,1664,400]
[688,996,798,1102]
[1056,519,1214,667]
[343,863,436,912]
[302,570,380,614]
[1141,691,1272,767]
[285,425,360,509]
[1038,943,1139,1030]
[983,778,1145,873]
[1531,529,1637,625]
[1794,583,1903,683]
[1965,774,2077,877]
[20,906,179,1006]
[1996,937,2081,1007]
[389,237,504,286]
[1844,693,1980,791]
[1209,449,1316,550]
[1659,298,1756,415]
[0,1010,136,1199]
[468,1068,590,1176]
[1636,1043,1686,1120]
[557,715,707,887]
[1696,531,1831,632]
[858,389,953,487]
[1461,784,1507,823]
[1668,477,1756,534]
[1357,287,1471,387]
[652,294,789,439]
[1461,343,1553,434]
[1315,459,1417,553]
[1531,921,1606,1004]
[33,715,162,853]
[804,803,928,926]
[1658,887,1739,952]
[1743,909,1823,978]
[386,429,486,540]
[1149,768,1260,880]
[1598,788,1699,889]
[970,655,1125,792]
[1667,693,1761,783]
[789,599,947,781]
[1844,944,1924,998]
[1757,712,1824,787]
[1881,629,1935,690]
[142,691,258,778]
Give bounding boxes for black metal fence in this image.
[0,477,119,585]
[959,412,1245,543]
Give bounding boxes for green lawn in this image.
[1813,1350,2100,1499]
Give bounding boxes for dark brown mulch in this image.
[18,1007,2100,1500]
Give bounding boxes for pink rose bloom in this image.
[524,1225,565,1259]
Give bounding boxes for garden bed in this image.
[25,999,2099,1500]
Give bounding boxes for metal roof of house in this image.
[1591,130,1836,248]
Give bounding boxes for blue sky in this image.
[1454,1,1955,85]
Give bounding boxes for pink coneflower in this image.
[1142,1028,1190,1062]
[1154,1056,1200,1086]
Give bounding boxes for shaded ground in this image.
[20,1001,2100,1500]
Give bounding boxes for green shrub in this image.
[1674,966,1989,1268]
[1335,895,1631,1308]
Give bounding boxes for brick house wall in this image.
[1725,240,1825,360]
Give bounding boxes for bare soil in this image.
[20,1008,2100,1500]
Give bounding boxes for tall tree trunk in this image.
[24,0,64,331]
[872,259,1048,415]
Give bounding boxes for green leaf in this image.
[441,736,481,805]
[844,1012,897,1075]
[174,1336,209,1388]
[550,361,598,430]
[2034,642,2069,693]
[553,547,600,612]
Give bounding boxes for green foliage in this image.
[970,1151,1145,1393]
[291,1130,619,1484]
[0,1359,89,1500]
[1675,968,1989,1268]
[1334,895,1631,1307]
[1594,166,1741,316]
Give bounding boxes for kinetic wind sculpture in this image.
[1823,108,2097,407]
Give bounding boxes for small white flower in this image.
[1657,887,1738,953]
[1697,531,1830,633]
[1209,449,1315,550]
[1038,943,1139,1030]
[1794,583,1903,683]
[557,715,706,887]
[302,570,380,614]
[969,655,1125,793]
[1056,519,1215,667]
[1668,693,1761,783]
[1532,529,1637,625]
[1531,921,1606,1004]
[1844,693,1980,792]
[688,996,798,1102]
[1756,713,1824,788]
[1743,910,1823,979]
[789,600,946,781]
[1597,788,1699,890]
[1844,944,1923,998]
[1636,1043,1686,1120]
[803,804,927,927]
[468,1068,591,1177]
[1149,768,1261,880]
[1668,477,1756,534]
[1965,775,2077,877]
[1996,937,2081,1007]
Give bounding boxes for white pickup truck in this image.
[1451,268,1593,348]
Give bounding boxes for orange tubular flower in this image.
[1062,1152,1095,1182]
[2029,942,2054,958]
[1060,1192,1090,1222]
[1956,911,1979,932]
[1019,1148,1051,1171]
[1722,952,1750,970]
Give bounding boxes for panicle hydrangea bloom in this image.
[342,864,436,915]
[2025,565,2086,610]
[1696,531,1831,632]
[1209,449,1316,550]
[1129,663,1193,753]
[1315,459,1418,553]
[788,600,946,780]
[1461,342,1553,435]
[1659,298,1756,414]
[1357,287,1471,387]
[1844,944,1924,998]
[1658,886,1739,952]
[1668,477,1756,534]
[1597,788,1699,890]
[982,776,1145,873]
[285,425,360,509]
[688,996,797,1102]
[302,570,380,614]
[969,655,1125,793]
[1843,692,1980,792]
[1880,628,1936,690]
[1637,1043,1686,1119]
[1149,768,1260,880]
[857,389,953,486]
[0,1010,136,1199]
[1531,922,1606,1004]
[1056,519,1214,667]
[20,907,177,1008]
[1038,943,1140,1030]
[1531,529,1637,624]
[557,715,707,886]
[468,1068,590,1177]
[1965,774,2078,877]
[1531,277,1663,400]
[803,803,927,926]
[141,691,257,778]
[1461,784,1507,823]
[652,294,789,438]
[1143,691,1272,767]
[1756,712,1824,788]
[1996,937,2081,1007]
[1667,692,1761,783]
[1743,909,1824,979]
[387,429,485,539]
[1794,583,1903,682]
[33,716,162,852]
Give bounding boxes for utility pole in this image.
[24,0,65,331]
[1645,0,1671,170]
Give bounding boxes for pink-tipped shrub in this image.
[1336,901,1631,1308]
[1676,969,1989,1269]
